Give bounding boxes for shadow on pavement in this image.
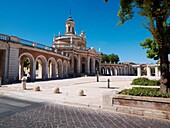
[0,96,44,118]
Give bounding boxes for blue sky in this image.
[0,0,156,64]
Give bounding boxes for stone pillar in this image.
[43,61,48,80]
[52,63,57,79]
[32,61,36,81]
[70,53,74,74]
[155,66,159,77]
[77,55,81,73]
[147,65,151,77]
[7,43,19,82]
[92,58,95,74]
[115,68,118,76]
[137,66,141,77]
[86,55,90,74]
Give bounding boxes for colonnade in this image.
[100,65,134,76]
[132,64,160,77]
[70,53,100,74]
[19,53,69,81]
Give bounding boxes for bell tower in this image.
[65,12,75,35]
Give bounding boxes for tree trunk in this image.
[159,46,170,93]
[156,16,170,93]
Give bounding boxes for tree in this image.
[101,53,120,63]
[105,0,170,93]
[109,53,120,64]
[101,53,110,63]
[140,38,159,60]
[140,23,170,60]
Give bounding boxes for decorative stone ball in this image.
[53,87,60,93]
[78,89,85,96]
[34,86,40,91]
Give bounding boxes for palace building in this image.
[53,15,101,76]
[0,15,160,84]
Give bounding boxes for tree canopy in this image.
[140,22,170,60]
[101,53,119,64]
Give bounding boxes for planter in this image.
[102,93,170,120]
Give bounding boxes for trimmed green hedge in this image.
[131,77,160,86]
[119,87,170,98]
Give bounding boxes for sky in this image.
[0,0,156,64]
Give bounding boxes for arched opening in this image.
[63,61,68,77]
[19,53,34,81]
[101,67,105,75]
[106,67,111,76]
[57,59,63,78]
[114,68,118,76]
[36,55,47,80]
[81,57,86,73]
[48,58,56,79]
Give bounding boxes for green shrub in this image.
[119,87,170,98]
[131,77,160,86]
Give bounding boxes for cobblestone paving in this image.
[0,103,170,128]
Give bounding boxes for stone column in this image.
[7,43,19,82]
[115,68,118,76]
[52,63,57,79]
[137,66,141,77]
[70,53,74,74]
[86,55,90,74]
[77,55,81,73]
[92,58,95,74]
[32,61,36,81]
[155,66,159,77]
[147,65,151,77]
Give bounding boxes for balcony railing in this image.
[0,33,100,55]
[56,44,91,51]
[0,34,60,55]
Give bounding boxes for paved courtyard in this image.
[0,76,170,128]
[0,76,136,107]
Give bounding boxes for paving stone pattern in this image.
[0,103,170,128]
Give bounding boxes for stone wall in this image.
[102,93,170,120]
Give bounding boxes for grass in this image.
[131,77,160,86]
[119,87,170,98]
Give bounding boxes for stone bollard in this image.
[34,86,40,91]
[108,79,110,88]
[21,76,27,90]
[53,87,60,94]
[78,89,85,96]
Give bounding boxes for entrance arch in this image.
[19,53,34,81]
[48,57,56,79]
[36,55,47,80]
